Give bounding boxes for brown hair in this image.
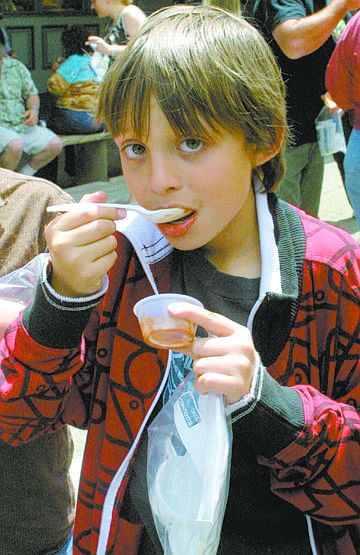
[98,5,288,191]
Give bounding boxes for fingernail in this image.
[167,302,187,313]
[117,208,126,219]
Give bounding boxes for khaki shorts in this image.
[0,125,58,155]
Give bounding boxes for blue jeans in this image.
[344,127,360,229]
[55,533,73,555]
[49,107,106,135]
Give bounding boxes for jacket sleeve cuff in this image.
[22,260,108,349]
[225,352,263,418]
[229,365,305,458]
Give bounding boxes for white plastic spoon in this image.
[46,203,191,224]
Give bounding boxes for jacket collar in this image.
[252,191,306,366]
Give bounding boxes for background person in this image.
[86,0,146,60]
[326,11,360,229]
[0,30,63,176]
[47,24,106,135]
[0,167,75,555]
[241,0,360,217]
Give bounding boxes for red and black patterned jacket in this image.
[0,192,360,555]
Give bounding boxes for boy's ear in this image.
[253,126,285,166]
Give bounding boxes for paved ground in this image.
[68,156,360,497]
[319,157,359,240]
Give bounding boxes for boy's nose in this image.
[149,160,182,195]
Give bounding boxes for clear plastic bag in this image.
[147,372,232,555]
[315,106,347,156]
[90,50,110,82]
[0,253,47,304]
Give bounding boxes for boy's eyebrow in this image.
[115,133,144,144]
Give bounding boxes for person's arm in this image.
[106,43,127,57]
[0,277,103,445]
[238,270,360,524]
[23,94,39,126]
[122,5,147,37]
[273,0,360,59]
[87,6,146,56]
[0,193,123,445]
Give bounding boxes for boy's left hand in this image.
[168,302,257,404]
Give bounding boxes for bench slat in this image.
[60,131,112,147]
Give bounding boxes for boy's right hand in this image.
[45,192,126,297]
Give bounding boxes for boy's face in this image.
[115,98,268,255]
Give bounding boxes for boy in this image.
[1,6,360,554]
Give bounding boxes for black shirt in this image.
[242,0,336,146]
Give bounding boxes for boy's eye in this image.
[179,138,204,153]
[123,143,146,158]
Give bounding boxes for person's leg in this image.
[0,138,23,170]
[278,144,308,208]
[20,126,63,174]
[299,142,324,217]
[0,127,23,170]
[344,127,360,228]
[28,135,63,172]
[49,107,106,135]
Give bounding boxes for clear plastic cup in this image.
[133,293,203,349]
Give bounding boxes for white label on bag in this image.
[179,391,201,428]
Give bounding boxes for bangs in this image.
[97,4,286,170]
[99,39,223,140]
[98,8,260,140]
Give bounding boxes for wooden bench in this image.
[59,131,114,184]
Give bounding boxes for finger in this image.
[53,249,118,296]
[193,372,248,404]
[48,205,121,232]
[49,218,117,253]
[89,251,118,285]
[91,232,118,262]
[51,234,118,294]
[70,234,118,269]
[83,250,118,293]
[80,191,108,204]
[168,302,242,337]
[78,193,126,218]
[192,345,255,377]
[76,220,117,247]
[53,231,117,266]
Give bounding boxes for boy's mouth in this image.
[157,210,197,237]
[166,210,195,224]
